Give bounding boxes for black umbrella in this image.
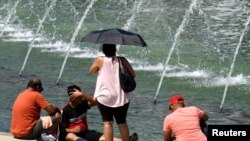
[81,28,147,47]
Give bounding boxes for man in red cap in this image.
[163,93,209,141]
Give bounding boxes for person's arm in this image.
[163,116,175,141]
[164,131,174,141]
[59,122,67,134]
[70,90,96,106]
[36,92,61,116]
[121,57,135,78]
[201,112,209,121]
[44,104,61,116]
[89,57,103,74]
[66,126,82,133]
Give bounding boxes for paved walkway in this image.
[0,132,36,141]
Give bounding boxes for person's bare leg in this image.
[103,121,113,141]
[99,134,122,141]
[99,135,105,141]
[118,123,129,141]
[49,112,61,135]
[113,137,122,141]
[66,133,80,141]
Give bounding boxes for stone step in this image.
[0,132,36,141]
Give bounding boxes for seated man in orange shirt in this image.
[163,94,209,141]
[11,77,61,140]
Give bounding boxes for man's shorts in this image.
[76,130,103,141]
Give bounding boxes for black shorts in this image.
[77,130,103,141]
[97,100,129,124]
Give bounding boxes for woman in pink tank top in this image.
[89,44,138,141]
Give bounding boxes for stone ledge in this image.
[0,132,36,141]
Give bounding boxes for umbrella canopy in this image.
[81,28,147,47]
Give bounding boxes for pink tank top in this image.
[94,57,129,107]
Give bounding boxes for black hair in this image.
[27,78,44,92]
[67,85,81,95]
[101,44,116,57]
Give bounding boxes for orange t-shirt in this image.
[11,89,50,137]
[163,106,207,141]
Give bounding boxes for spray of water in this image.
[19,0,57,76]
[154,0,199,104]
[220,15,250,110]
[115,0,143,51]
[123,0,143,30]
[56,0,98,85]
[0,0,21,37]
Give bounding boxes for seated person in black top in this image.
[59,85,122,141]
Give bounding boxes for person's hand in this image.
[74,126,82,133]
[70,126,82,133]
[69,89,82,101]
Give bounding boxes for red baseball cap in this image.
[169,95,185,107]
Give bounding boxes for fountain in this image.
[0,0,21,37]
[19,0,57,76]
[0,0,249,105]
[154,0,200,104]
[56,0,98,85]
[116,0,143,51]
[1,1,250,140]
[220,14,250,110]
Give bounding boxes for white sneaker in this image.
[41,133,56,141]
